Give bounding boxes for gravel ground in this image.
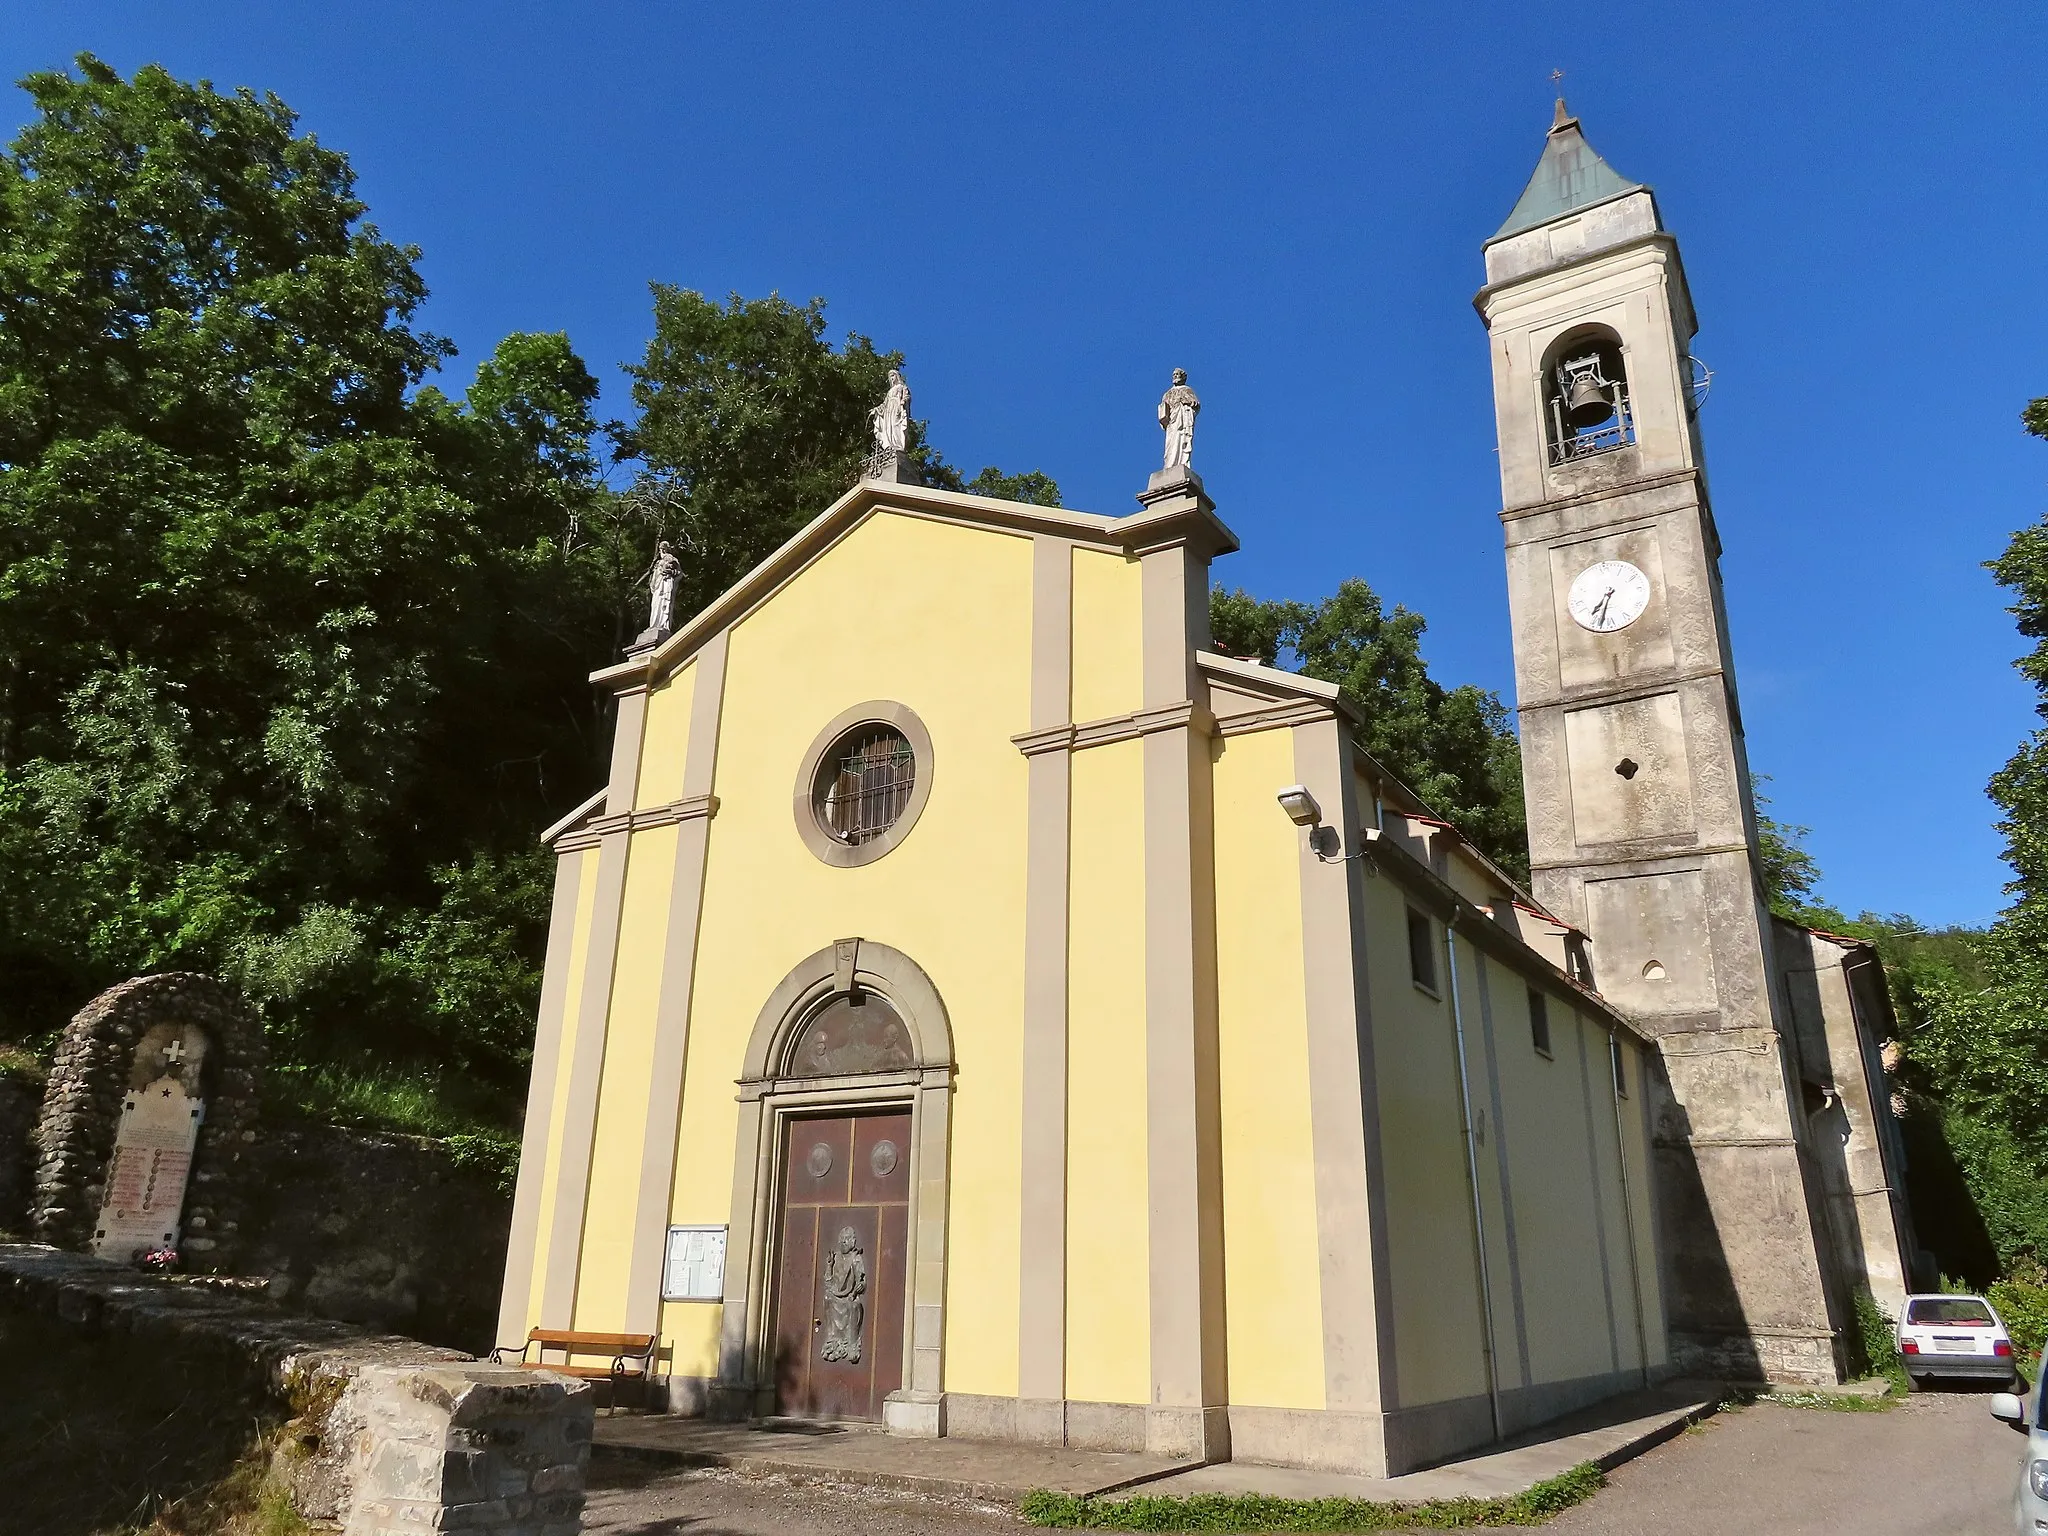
[584,1386,2022,1535]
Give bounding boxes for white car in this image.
[1898,1292,2018,1388]
[1990,1355,2046,1533]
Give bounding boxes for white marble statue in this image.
[1158,368,1200,470]
[870,368,911,456]
[647,540,682,636]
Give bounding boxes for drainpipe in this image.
[1609,1030,1653,1388]
[1445,917,1504,1443]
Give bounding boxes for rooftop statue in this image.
[646,539,682,640]
[870,368,911,456]
[1158,368,1200,471]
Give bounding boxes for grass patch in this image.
[268,1058,514,1139]
[1019,1463,1604,1531]
[0,1307,304,1535]
[267,1060,521,1191]
[1749,1388,1897,1413]
[0,1043,46,1090]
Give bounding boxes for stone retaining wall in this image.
[0,1242,593,1533]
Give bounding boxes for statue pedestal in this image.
[629,623,671,654]
[862,449,919,485]
[1143,462,1205,497]
[1137,462,1209,512]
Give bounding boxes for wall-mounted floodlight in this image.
[1277,785,1322,827]
[1276,784,1346,861]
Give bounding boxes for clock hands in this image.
[1592,587,1615,626]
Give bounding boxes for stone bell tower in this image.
[1476,102,1844,1383]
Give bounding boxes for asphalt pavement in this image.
[1548,1387,2020,1536]
[583,1387,2022,1535]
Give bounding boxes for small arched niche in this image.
[1543,326,1635,464]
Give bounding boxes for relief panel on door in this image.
[772,1110,911,1420]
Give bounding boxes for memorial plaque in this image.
[91,1022,209,1260]
[663,1224,727,1301]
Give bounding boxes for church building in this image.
[497,105,1912,1478]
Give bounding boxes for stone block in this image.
[342,1365,593,1535]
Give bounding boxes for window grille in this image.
[817,726,917,845]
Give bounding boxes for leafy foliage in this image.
[1992,1268,2048,1381]
[1823,387,2048,1283]
[1845,1287,1909,1391]
[1754,776,1824,918]
[1212,581,1527,879]
[0,56,611,1096]
[1019,1465,1605,1530]
[0,60,1066,1120]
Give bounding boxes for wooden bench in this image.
[491,1328,658,1412]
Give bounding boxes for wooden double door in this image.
[772,1109,911,1420]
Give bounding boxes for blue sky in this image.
[8,3,2045,926]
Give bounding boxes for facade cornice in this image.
[1497,467,1703,526]
[593,481,1240,693]
[1530,840,1751,874]
[1472,229,1692,328]
[1013,699,1214,758]
[551,793,720,852]
[540,787,609,850]
[1514,662,1730,715]
[1214,698,1335,738]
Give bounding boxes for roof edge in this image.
[594,479,1240,693]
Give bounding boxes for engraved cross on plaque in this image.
[161,1038,186,1066]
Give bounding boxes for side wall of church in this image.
[1366,872,1492,1412]
[1366,856,1667,1455]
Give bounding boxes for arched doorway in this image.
[712,939,954,1435]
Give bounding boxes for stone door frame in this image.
[714,939,954,1436]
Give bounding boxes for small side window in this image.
[1528,987,1552,1057]
[1610,1036,1629,1098]
[1406,908,1438,995]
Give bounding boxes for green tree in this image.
[0,56,610,1087]
[1754,776,1824,919]
[1212,580,1527,878]
[1867,387,2048,1276]
[610,288,1060,644]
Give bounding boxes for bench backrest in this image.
[526,1329,655,1352]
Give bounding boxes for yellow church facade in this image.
[497,466,1667,1479]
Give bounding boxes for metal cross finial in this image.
[1551,68,1565,90]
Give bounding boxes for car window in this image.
[1905,1297,1995,1326]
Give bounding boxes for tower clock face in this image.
[1567,561,1651,633]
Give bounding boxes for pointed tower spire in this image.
[1490,101,1648,243]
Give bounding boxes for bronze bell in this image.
[1563,372,1612,429]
